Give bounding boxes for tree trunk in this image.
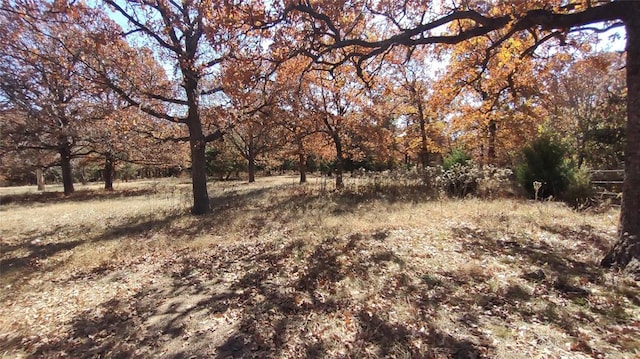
[334,135,344,190]
[190,139,210,214]
[79,166,87,185]
[59,145,74,196]
[602,5,640,277]
[248,151,256,183]
[188,118,211,214]
[298,141,307,184]
[299,155,307,184]
[104,153,115,191]
[577,130,587,169]
[487,120,497,164]
[417,103,429,168]
[36,168,45,191]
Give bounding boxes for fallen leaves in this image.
[1,179,638,358]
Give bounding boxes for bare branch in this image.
[286,0,627,72]
[200,87,224,96]
[103,80,184,123]
[103,0,181,53]
[144,92,189,106]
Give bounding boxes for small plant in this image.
[516,136,572,199]
[438,161,479,197]
[435,162,513,198]
[443,147,472,171]
[562,167,595,209]
[533,181,542,201]
[477,165,513,198]
[420,166,441,190]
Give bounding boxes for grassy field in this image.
[1,176,639,358]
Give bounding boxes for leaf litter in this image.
[0,177,639,358]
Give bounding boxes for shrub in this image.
[477,165,514,199]
[443,148,472,171]
[436,162,514,198]
[439,162,479,197]
[516,136,573,199]
[562,167,595,209]
[421,166,441,189]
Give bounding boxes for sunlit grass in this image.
[0,176,638,358]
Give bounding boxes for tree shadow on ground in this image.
[177,184,410,238]
[4,186,637,358]
[0,187,539,358]
[210,187,273,211]
[203,233,493,358]
[0,211,184,296]
[539,223,612,252]
[14,231,495,358]
[0,188,161,206]
[452,225,607,283]
[453,225,639,357]
[29,297,147,359]
[199,183,435,237]
[0,239,83,274]
[1,186,278,289]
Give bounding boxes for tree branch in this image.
[103,0,181,53]
[287,1,626,69]
[103,80,184,123]
[200,86,224,96]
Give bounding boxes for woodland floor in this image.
[0,175,639,358]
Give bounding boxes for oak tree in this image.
[278,0,640,274]
[222,57,286,183]
[271,57,321,183]
[543,52,626,169]
[87,0,235,214]
[386,51,446,167]
[0,2,101,195]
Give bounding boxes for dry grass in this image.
[1,175,639,358]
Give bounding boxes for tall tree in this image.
[0,110,58,188]
[271,56,322,183]
[386,51,446,167]
[303,69,363,189]
[430,11,551,165]
[222,57,285,183]
[81,102,190,190]
[0,3,100,195]
[543,52,626,169]
[276,0,640,274]
[86,0,236,214]
[227,110,282,183]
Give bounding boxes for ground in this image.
[0,175,639,358]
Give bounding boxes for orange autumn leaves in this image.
[1,0,625,185]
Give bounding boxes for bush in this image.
[516,136,573,199]
[562,167,595,209]
[443,148,472,171]
[477,165,514,199]
[435,162,513,198]
[421,166,441,189]
[439,162,479,197]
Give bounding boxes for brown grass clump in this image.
[1,175,638,358]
